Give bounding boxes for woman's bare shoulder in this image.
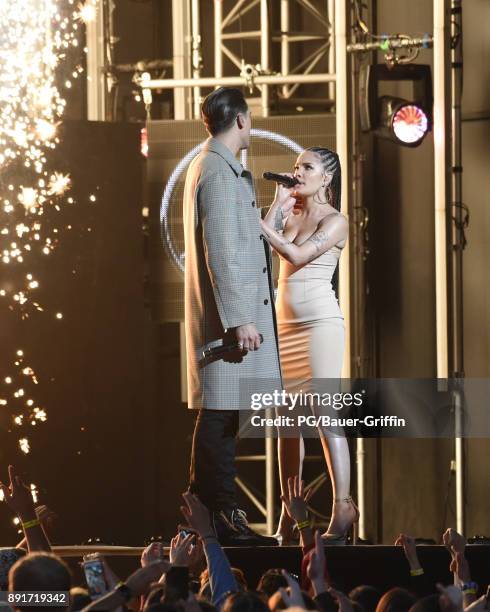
[319,211,348,229]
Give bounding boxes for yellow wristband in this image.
[296,520,310,531]
[410,568,424,576]
[22,518,41,530]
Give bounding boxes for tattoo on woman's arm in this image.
[262,226,292,248]
[307,230,328,252]
[274,207,284,232]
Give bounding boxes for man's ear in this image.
[236,113,245,129]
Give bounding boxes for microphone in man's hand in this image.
[262,172,299,188]
[202,334,264,360]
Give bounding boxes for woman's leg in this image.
[310,320,358,535]
[276,320,310,541]
[318,435,357,534]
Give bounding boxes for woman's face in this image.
[293,150,330,199]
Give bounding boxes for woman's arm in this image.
[260,214,348,267]
[262,182,297,232]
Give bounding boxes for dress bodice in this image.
[276,244,343,324]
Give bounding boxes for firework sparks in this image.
[0,0,89,312]
[48,172,71,195]
[1,350,48,454]
[77,1,98,24]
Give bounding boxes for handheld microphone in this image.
[202,334,264,360]
[262,172,299,188]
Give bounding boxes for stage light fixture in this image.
[359,64,432,147]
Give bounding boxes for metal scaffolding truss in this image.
[212,0,335,116]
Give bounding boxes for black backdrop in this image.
[0,121,153,546]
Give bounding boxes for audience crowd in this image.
[0,465,487,612]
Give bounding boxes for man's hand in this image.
[170,532,195,567]
[395,533,421,571]
[180,492,213,537]
[234,323,261,352]
[281,475,312,523]
[0,465,36,520]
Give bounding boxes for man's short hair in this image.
[9,553,71,611]
[201,87,248,136]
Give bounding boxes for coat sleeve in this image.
[199,170,257,330]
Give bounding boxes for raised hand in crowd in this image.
[443,528,466,557]
[450,551,479,608]
[449,551,471,585]
[0,465,51,553]
[187,536,206,578]
[180,491,214,538]
[278,570,307,609]
[281,475,314,547]
[16,504,57,549]
[307,531,328,596]
[83,553,121,591]
[395,533,423,573]
[82,560,168,611]
[180,491,238,607]
[141,542,165,568]
[437,582,464,612]
[170,531,196,566]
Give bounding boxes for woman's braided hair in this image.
[306,146,341,211]
[306,147,342,297]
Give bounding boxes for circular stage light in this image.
[160,129,304,273]
[392,104,428,145]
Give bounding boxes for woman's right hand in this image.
[272,174,297,217]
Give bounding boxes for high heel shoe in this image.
[321,496,360,545]
[273,523,300,546]
[273,514,299,546]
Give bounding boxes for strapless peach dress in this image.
[276,245,345,391]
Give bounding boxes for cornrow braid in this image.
[307,147,342,298]
[307,146,341,212]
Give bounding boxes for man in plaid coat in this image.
[183,88,291,545]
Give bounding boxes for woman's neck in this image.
[300,194,334,215]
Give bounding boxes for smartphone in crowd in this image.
[83,558,109,599]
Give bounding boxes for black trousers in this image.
[189,409,239,511]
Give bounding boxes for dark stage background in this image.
[0,121,158,546]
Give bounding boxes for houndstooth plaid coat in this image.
[183,137,282,410]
